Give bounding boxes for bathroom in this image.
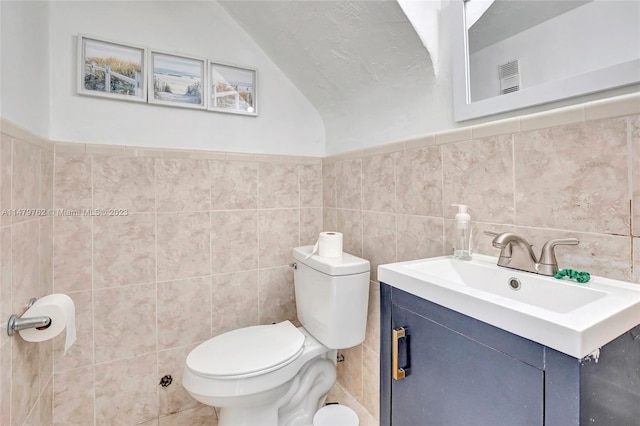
[1,0,639,425]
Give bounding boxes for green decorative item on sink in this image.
[554,269,591,283]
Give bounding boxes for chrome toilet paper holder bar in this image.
[6,297,52,337]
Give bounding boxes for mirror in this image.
[451,0,640,121]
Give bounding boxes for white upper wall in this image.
[1,1,50,138]
[48,1,325,156]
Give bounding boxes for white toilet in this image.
[183,245,370,426]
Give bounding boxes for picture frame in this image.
[148,51,207,109]
[208,62,258,116]
[77,35,146,102]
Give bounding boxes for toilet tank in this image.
[292,246,370,349]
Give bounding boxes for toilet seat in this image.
[186,321,305,379]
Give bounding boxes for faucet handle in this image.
[539,238,579,268]
[484,231,512,257]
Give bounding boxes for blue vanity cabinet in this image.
[380,283,640,426]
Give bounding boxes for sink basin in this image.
[378,255,640,358]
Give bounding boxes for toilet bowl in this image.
[183,246,370,426]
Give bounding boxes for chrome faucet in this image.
[485,232,579,276]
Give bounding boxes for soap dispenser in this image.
[452,204,472,260]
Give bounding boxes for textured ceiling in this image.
[219,0,433,116]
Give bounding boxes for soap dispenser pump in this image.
[452,204,472,260]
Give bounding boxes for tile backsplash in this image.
[1,92,639,425]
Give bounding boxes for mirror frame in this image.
[451,0,640,122]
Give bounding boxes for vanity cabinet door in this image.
[391,305,544,426]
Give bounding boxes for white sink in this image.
[378,255,640,359]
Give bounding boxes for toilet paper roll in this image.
[18,294,76,354]
[306,232,343,258]
[318,231,343,257]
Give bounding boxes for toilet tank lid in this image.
[293,246,370,276]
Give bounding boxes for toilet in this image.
[183,245,370,426]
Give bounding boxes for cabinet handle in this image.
[393,327,408,381]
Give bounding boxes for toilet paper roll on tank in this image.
[18,294,76,354]
[306,232,343,258]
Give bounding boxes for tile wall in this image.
[323,94,640,421]
[0,126,55,426]
[49,144,322,425]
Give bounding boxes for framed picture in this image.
[77,35,146,102]
[149,51,206,109]
[209,62,258,116]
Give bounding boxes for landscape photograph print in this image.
[78,35,146,102]
[150,51,206,109]
[209,62,257,115]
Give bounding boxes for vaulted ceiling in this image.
[219,0,434,118]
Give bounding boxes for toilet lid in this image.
[186,321,305,378]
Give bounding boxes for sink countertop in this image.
[378,254,640,359]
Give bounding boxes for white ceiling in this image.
[219,0,433,117]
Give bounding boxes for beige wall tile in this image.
[396,146,443,217]
[337,209,363,257]
[405,135,434,150]
[53,366,94,426]
[0,229,10,348]
[158,405,218,426]
[337,344,363,402]
[363,281,380,353]
[11,337,39,426]
[39,217,53,297]
[157,212,211,281]
[39,377,53,426]
[158,277,211,349]
[210,160,258,210]
[23,398,41,426]
[363,212,396,282]
[12,220,39,314]
[322,162,337,208]
[54,154,92,210]
[212,271,259,336]
[323,207,337,232]
[39,338,53,396]
[211,210,258,274]
[40,148,54,211]
[443,135,515,224]
[53,216,92,293]
[1,135,12,227]
[515,226,632,281]
[299,163,322,207]
[259,266,296,325]
[336,159,362,210]
[515,119,629,234]
[12,140,40,223]
[94,214,155,288]
[362,346,380,421]
[362,154,396,213]
[258,209,299,268]
[156,158,211,212]
[94,353,158,425]
[258,162,299,208]
[631,116,640,236]
[93,156,155,212]
[585,92,640,121]
[94,283,157,363]
[54,291,93,372]
[520,104,584,132]
[158,344,201,416]
[633,238,639,283]
[472,117,520,139]
[397,215,444,262]
[300,208,322,246]
[434,127,472,145]
[0,341,10,425]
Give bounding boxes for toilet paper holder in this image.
[6,297,52,337]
